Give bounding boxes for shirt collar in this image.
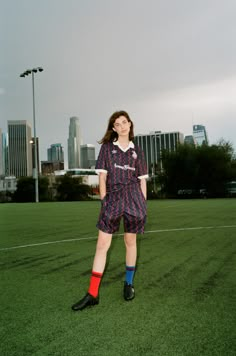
[113,141,134,152]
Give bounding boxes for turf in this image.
[0,199,236,356]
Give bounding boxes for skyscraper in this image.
[68,117,81,168]
[134,131,184,174]
[193,125,208,146]
[80,144,96,168]
[8,120,33,177]
[47,143,64,162]
[1,132,9,176]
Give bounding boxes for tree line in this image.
[148,140,236,198]
[2,174,93,203]
[1,140,236,202]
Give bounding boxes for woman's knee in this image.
[96,231,112,251]
[124,233,137,248]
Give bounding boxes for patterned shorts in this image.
[96,184,147,234]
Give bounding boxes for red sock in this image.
[88,271,103,297]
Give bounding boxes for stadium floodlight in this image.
[19,66,44,203]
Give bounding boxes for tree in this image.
[13,177,35,202]
[159,141,236,198]
[159,144,198,197]
[56,174,92,201]
[195,143,232,197]
[13,176,50,202]
[39,177,50,201]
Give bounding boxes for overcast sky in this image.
[1,0,236,167]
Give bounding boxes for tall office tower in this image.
[80,144,96,168]
[0,129,3,176]
[134,131,184,174]
[193,125,208,146]
[2,132,9,176]
[47,143,64,162]
[8,120,33,177]
[68,116,81,168]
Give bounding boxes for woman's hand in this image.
[99,172,107,200]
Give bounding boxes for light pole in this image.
[20,67,43,203]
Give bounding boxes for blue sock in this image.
[125,266,135,285]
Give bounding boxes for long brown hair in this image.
[99,110,134,144]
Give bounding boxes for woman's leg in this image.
[87,230,112,297]
[123,233,137,300]
[92,230,113,273]
[72,230,112,311]
[124,233,137,266]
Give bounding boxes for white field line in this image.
[1,225,236,252]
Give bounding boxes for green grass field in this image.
[1,199,236,356]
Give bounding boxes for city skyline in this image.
[0,112,212,168]
[1,0,236,167]
[0,117,210,171]
[2,118,207,174]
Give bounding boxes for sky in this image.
[1,0,236,167]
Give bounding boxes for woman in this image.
[72,110,148,311]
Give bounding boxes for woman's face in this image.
[113,116,131,138]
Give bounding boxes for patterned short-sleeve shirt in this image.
[95,141,148,193]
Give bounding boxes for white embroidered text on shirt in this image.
[114,163,135,171]
[132,151,137,159]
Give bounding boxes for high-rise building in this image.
[8,120,33,177]
[80,144,96,168]
[134,131,184,175]
[193,125,208,146]
[0,129,3,176]
[184,135,196,145]
[47,143,64,162]
[1,132,9,176]
[68,117,81,168]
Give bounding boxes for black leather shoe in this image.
[71,293,99,311]
[124,282,135,301]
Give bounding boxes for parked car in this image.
[177,188,208,198]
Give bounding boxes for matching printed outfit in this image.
[95,141,148,234]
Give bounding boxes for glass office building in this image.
[80,144,96,169]
[134,131,184,174]
[193,125,208,146]
[1,132,9,176]
[184,135,196,145]
[47,143,64,162]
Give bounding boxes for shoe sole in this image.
[72,303,99,311]
[72,299,99,311]
[124,296,135,301]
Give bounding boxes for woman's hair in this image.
[99,110,134,144]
